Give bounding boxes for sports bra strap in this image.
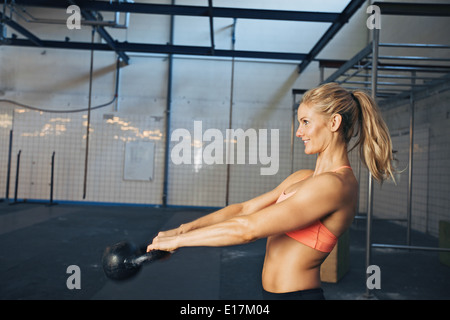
[332,165,352,172]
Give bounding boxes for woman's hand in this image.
[146,232,180,253]
[156,223,189,237]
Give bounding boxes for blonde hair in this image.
[301,82,395,182]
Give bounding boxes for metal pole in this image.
[406,71,415,246]
[365,174,374,298]
[372,243,450,252]
[162,0,175,207]
[50,151,55,205]
[290,93,296,174]
[83,27,95,199]
[371,30,379,96]
[113,57,121,112]
[365,27,379,299]
[225,18,237,206]
[5,130,13,200]
[14,150,21,204]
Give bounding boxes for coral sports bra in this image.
[276,166,352,253]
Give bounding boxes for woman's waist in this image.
[262,235,326,292]
[262,263,321,293]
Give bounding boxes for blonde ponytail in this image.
[352,90,395,182]
[301,82,395,182]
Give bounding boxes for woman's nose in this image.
[296,126,303,138]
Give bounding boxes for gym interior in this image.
[1,0,450,301]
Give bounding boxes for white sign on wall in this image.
[124,141,155,181]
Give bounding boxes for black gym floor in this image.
[0,201,449,300]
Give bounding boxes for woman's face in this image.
[296,103,331,155]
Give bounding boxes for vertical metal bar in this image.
[225,18,237,206]
[50,151,55,204]
[83,27,95,199]
[407,71,415,246]
[207,0,215,55]
[365,27,379,299]
[290,94,296,174]
[14,150,21,203]
[365,173,374,295]
[371,29,379,99]
[5,130,13,200]
[162,0,175,207]
[114,57,121,112]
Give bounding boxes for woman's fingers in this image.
[147,235,178,252]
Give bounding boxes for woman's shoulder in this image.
[307,170,358,201]
[290,169,314,180]
[275,169,314,194]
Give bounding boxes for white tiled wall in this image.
[380,89,450,238]
[0,96,309,207]
[0,0,371,207]
[372,127,429,231]
[0,51,314,207]
[2,68,449,238]
[0,107,168,203]
[2,60,449,239]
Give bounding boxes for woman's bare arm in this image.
[147,172,345,252]
[154,170,313,237]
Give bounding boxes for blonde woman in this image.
[147,82,395,300]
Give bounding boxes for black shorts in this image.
[262,288,325,300]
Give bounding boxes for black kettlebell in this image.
[102,240,171,281]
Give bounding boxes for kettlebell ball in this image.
[102,240,171,281]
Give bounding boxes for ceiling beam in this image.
[207,0,215,55]
[5,38,309,61]
[297,0,366,74]
[373,2,450,16]
[5,1,363,65]
[12,0,340,23]
[70,1,130,64]
[0,12,43,46]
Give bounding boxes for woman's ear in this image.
[330,113,343,132]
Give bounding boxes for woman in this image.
[147,82,395,300]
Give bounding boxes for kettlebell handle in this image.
[128,250,171,266]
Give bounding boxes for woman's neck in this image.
[314,144,349,176]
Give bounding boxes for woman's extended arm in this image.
[158,203,246,237]
[148,214,253,252]
[153,170,313,238]
[147,172,346,252]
